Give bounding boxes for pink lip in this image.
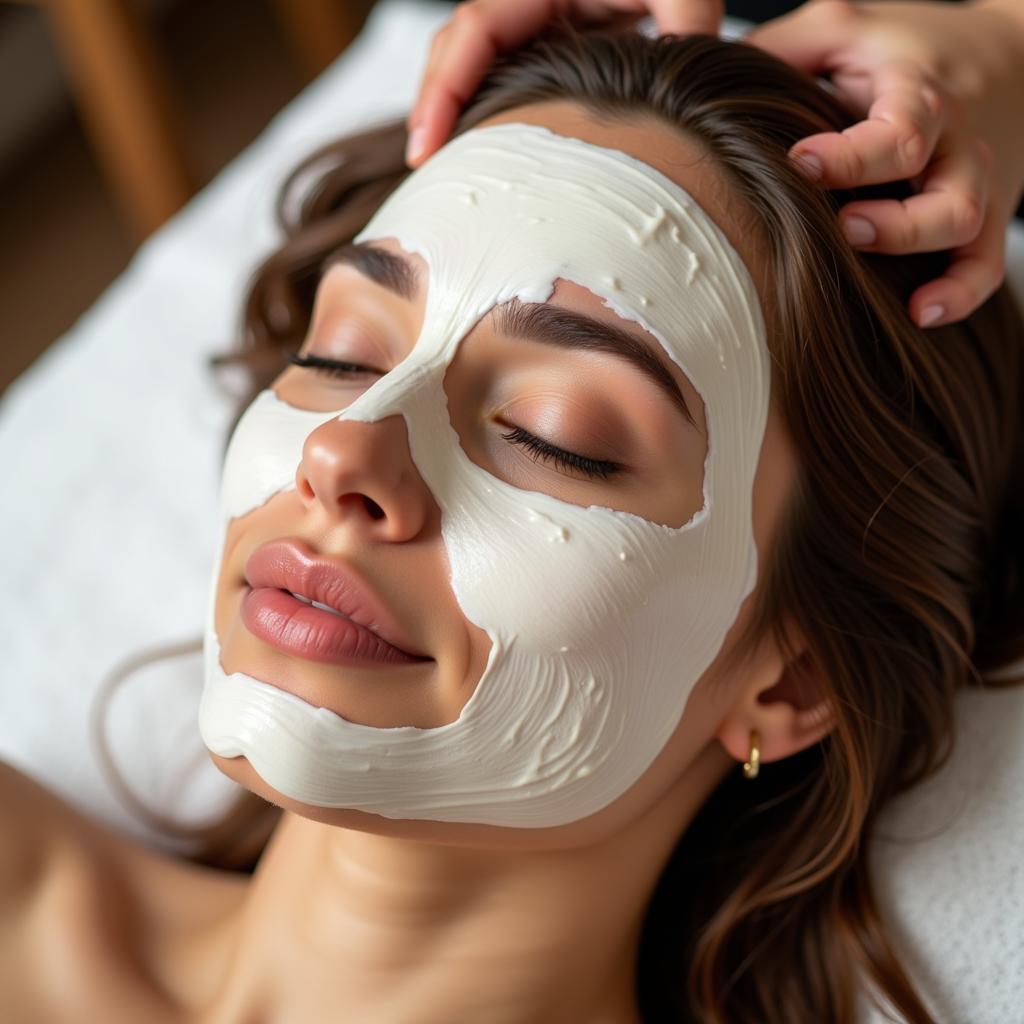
[242,539,431,667]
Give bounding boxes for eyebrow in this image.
[323,241,697,429]
[322,241,420,302]
[495,300,698,429]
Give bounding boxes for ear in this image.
[714,635,835,770]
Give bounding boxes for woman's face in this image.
[205,101,797,844]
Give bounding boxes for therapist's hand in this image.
[405,0,723,167]
[747,0,1024,328]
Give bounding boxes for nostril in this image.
[363,495,386,520]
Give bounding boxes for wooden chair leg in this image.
[45,0,193,238]
[270,0,373,81]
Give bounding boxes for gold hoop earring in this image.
[742,729,761,780]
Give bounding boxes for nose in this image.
[294,413,437,542]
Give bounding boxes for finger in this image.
[648,0,723,35]
[907,207,1007,327]
[743,0,861,71]
[406,88,465,168]
[407,3,519,165]
[836,135,991,252]
[788,64,946,188]
[406,0,649,165]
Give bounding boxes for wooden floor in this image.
[0,0,330,394]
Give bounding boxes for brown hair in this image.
[100,25,1024,1024]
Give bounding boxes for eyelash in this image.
[500,425,620,480]
[287,351,381,376]
[287,350,621,481]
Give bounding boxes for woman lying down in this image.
[2,25,1022,1024]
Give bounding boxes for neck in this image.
[204,740,732,1024]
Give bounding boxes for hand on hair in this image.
[746,0,1024,329]
[404,0,724,166]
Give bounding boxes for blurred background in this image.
[0,0,374,394]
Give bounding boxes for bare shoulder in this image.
[0,756,49,817]
[0,760,248,1021]
[0,757,247,919]
[0,760,64,907]
[0,760,153,1019]
[0,759,132,932]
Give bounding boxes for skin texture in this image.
[1,102,834,1023]
[407,0,1024,327]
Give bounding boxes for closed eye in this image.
[287,351,384,377]
[289,350,621,482]
[500,424,620,480]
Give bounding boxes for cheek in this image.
[688,402,796,701]
[211,492,299,660]
[750,401,797,562]
[445,518,622,654]
[220,390,343,522]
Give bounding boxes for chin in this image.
[207,750,456,837]
[206,751,659,852]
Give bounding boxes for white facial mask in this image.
[199,122,770,828]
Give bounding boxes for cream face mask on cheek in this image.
[199,122,770,828]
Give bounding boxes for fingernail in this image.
[842,216,877,246]
[406,126,427,165]
[792,151,823,180]
[918,304,946,328]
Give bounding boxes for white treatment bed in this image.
[1,3,1022,1019]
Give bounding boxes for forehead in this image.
[351,119,768,424]
[473,100,768,305]
[354,117,764,357]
